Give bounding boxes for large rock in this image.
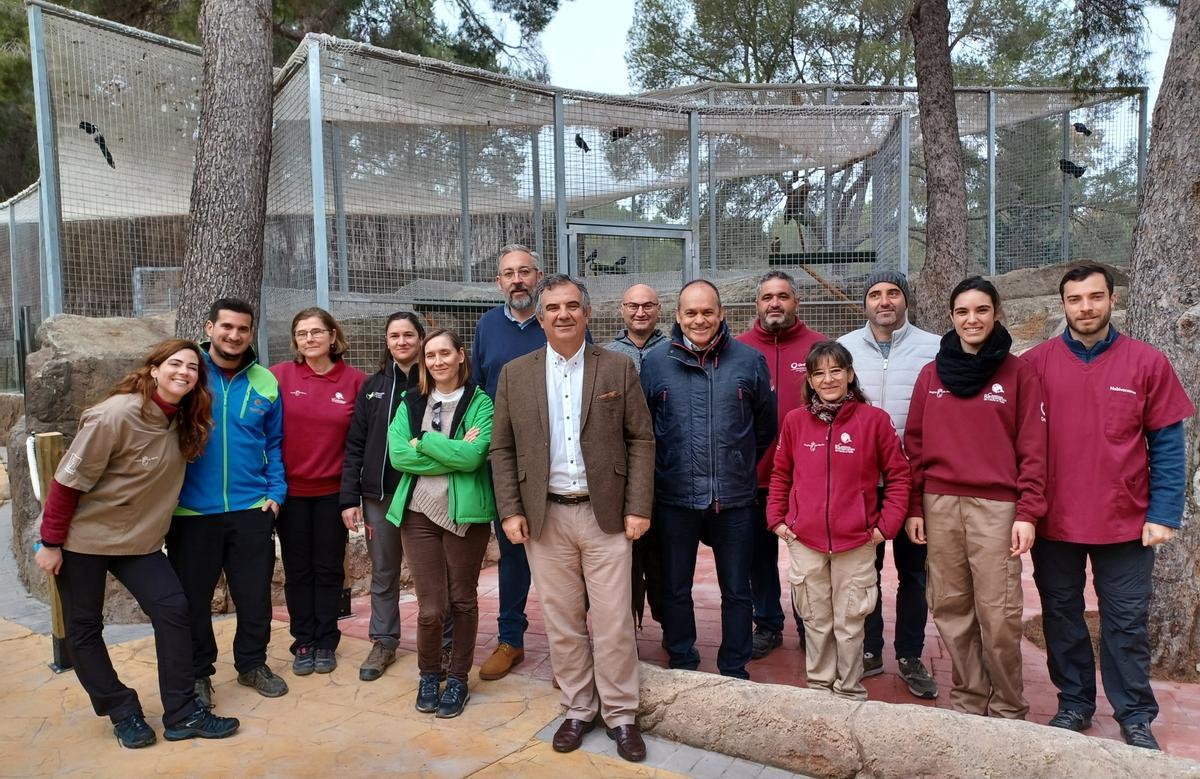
[638,664,1200,778]
[988,261,1128,302]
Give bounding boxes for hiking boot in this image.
[862,651,884,678]
[314,648,337,674]
[439,644,452,682]
[238,664,289,697]
[113,713,156,749]
[750,627,783,660]
[163,702,240,741]
[436,677,470,719]
[479,643,524,680]
[359,642,396,682]
[416,673,441,713]
[897,657,938,699]
[1120,721,1160,750]
[193,677,214,710]
[1048,709,1092,732]
[293,645,315,676]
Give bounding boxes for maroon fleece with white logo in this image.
[270,359,366,496]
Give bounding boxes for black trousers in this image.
[276,493,347,653]
[863,524,929,659]
[166,508,277,677]
[58,549,195,727]
[1031,537,1158,725]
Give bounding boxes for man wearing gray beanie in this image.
[837,270,941,700]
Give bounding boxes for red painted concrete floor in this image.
[276,544,1200,762]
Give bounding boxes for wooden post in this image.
[30,432,71,672]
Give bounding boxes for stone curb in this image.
[637,664,1200,779]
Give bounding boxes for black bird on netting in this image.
[575,133,590,152]
[584,248,597,266]
[79,121,116,168]
[609,126,633,142]
[770,236,781,255]
[1058,158,1086,178]
[1073,122,1092,137]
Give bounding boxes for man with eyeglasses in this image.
[471,244,547,681]
[606,284,666,374]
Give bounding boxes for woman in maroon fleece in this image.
[767,341,910,700]
[903,276,1047,720]
[271,308,366,675]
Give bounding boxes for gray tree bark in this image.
[175,0,274,339]
[907,0,968,331]
[1126,0,1200,677]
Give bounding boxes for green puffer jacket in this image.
[385,382,496,526]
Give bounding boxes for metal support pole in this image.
[1060,111,1071,264]
[27,5,63,317]
[706,89,717,273]
[458,128,473,283]
[1136,87,1149,205]
[8,205,21,391]
[329,124,350,294]
[986,90,997,275]
[824,86,834,250]
[553,95,569,274]
[687,110,701,282]
[898,114,910,276]
[257,286,269,365]
[306,41,330,309]
[531,128,543,258]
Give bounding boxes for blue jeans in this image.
[751,491,785,633]
[657,504,754,679]
[493,515,530,648]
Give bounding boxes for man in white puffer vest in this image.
[837,270,940,700]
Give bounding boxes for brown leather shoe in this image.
[552,718,595,753]
[606,724,646,762]
[479,643,524,680]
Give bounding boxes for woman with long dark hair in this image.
[271,307,366,675]
[903,276,1047,719]
[387,328,495,719]
[34,339,240,748]
[767,341,910,700]
[339,311,426,681]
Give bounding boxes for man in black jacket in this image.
[640,280,777,679]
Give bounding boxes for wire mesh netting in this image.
[0,184,43,390]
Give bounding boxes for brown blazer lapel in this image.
[580,345,599,430]
[531,348,549,439]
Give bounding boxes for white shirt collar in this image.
[548,341,587,366]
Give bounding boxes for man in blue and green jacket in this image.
[166,298,289,709]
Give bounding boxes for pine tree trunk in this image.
[1127,0,1200,678]
[907,0,968,331]
[175,0,274,339]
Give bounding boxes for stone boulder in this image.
[638,664,1200,778]
[989,261,1128,302]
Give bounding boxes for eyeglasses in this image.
[498,267,538,281]
[811,368,848,381]
[622,302,660,312]
[431,401,442,432]
[294,328,330,340]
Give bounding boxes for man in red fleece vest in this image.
[736,270,825,659]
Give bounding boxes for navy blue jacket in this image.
[641,322,777,511]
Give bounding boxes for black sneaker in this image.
[113,713,156,749]
[416,673,441,713]
[163,702,241,741]
[314,648,337,674]
[436,678,470,719]
[1120,721,1160,750]
[293,645,315,676]
[897,657,938,699]
[862,651,884,678]
[238,664,289,697]
[1047,709,1092,732]
[194,677,214,710]
[750,627,783,660]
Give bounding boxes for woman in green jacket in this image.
[387,328,495,719]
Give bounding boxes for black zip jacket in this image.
[339,361,418,509]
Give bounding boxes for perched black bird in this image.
[1058,158,1086,178]
[79,121,97,134]
[609,126,633,142]
[575,133,590,152]
[80,121,116,168]
[584,248,597,265]
[1073,122,1092,137]
[769,236,781,255]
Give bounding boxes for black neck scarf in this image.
[935,323,1012,398]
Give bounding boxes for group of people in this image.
[33,243,1190,759]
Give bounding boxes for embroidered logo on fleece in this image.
[835,432,855,455]
[332,392,348,404]
[984,383,1007,404]
[367,391,384,400]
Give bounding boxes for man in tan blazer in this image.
[490,274,655,763]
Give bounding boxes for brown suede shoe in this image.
[607,724,646,762]
[552,718,595,753]
[479,643,524,680]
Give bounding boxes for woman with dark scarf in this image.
[767,341,910,700]
[903,276,1048,720]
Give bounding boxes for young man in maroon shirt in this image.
[1024,264,1193,750]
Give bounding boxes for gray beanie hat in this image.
[863,270,911,305]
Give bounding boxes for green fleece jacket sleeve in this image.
[415,392,494,472]
[388,398,454,476]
